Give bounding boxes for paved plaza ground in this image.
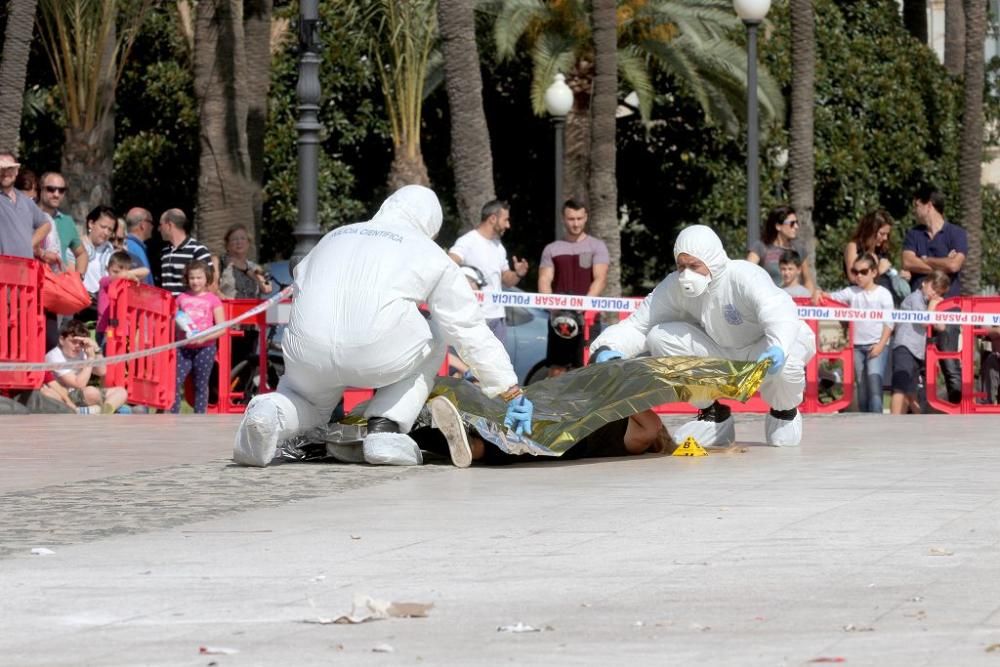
[2,413,1000,666]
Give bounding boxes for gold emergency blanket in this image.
[326,356,767,458]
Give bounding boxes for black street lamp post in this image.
[734,0,771,249]
[291,0,323,267]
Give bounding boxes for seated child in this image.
[779,249,812,298]
[889,271,950,414]
[43,319,129,414]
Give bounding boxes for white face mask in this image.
[678,268,711,297]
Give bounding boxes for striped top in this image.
[160,235,211,295]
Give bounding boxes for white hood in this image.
[370,184,443,239]
[673,225,729,282]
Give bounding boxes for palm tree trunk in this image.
[564,59,594,205]
[788,0,816,273]
[194,0,253,256]
[243,0,272,259]
[0,0,38,150]
[588,0,618,298]
[945,0,966,76]
[61,20,116,223]
[902,0,928,43]
[438,0,495,230]
[388,146,431,192]
[958,0,986,294]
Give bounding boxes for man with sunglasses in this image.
[38,171,87,274]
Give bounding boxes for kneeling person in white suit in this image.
[233,185,533,467]
[589,225,816,447]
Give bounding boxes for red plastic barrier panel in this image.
[0,256,45,391]
[925,296,1000,414]
[211,299,272,414]
[104,281,177,410]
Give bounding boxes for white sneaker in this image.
[362,432,423,466]
[429,396,472,468]
[672,402,736,448]
[233,394,295,467]
[765,409,802,447]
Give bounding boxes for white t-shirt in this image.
[45,345,85,379]
[828,284,895,346]
[449,229,508,319]
[82,238,113,294]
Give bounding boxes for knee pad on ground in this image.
[232,393,299,467]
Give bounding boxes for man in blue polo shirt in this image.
[902,185,967,403]
[124,207,155,285]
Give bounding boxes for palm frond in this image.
[617,46,654,121]
[494,0,548,61]
[528,30,579,115]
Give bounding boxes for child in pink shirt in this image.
[171,260,225,413]
[96,251,149,346]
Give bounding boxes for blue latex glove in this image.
[756,346,786,375]
[593,348,624,364]
[504,395,534,436]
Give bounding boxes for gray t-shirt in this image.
[0,189,48,259]
[891,290,930,360]
[749,239,807,287]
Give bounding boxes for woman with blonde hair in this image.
[218,223,273,299]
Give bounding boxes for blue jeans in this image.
[854,344,887,413]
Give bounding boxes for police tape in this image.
[0,285,294,373]
[473,289,1000,327]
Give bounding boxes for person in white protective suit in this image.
[232,185,533,467]
[589,225,816,447]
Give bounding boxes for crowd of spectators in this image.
[2,142,999,415]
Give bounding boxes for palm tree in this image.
[36,0,152,223]
[958,0,986,294]
[788,0,815,272]
[492,0,784,205]
[438,0,496,230]
[355,0,438,191]
[0,0,38,151]
[244,0,274,258]
[589,0,619,297]
[945,0,965,77]
[193,0,253,256]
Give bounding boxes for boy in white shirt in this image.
[44,319,128,414]
[815,254,895,413]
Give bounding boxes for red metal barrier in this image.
[0,256,45,391]
[925,296,1000,414]
[211,299,271,413]
[104,280,176,410]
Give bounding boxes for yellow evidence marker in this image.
[672,436,708,457]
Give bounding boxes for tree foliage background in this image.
[8,0,1000,290]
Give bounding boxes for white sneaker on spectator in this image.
[362,432,423,466]
[429,395,472,468]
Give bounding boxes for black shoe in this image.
[367,417,399,434]
[695,401,731,423]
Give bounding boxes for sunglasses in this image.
[781,218,799,227]
[851,267,872,276]
[44,186,67,194]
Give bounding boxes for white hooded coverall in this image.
[234,186,517,465]
[590,225,816,413]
